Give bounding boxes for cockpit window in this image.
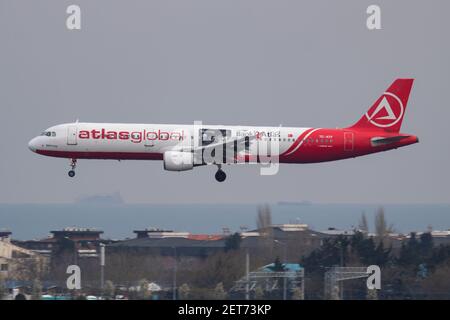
[41,131,56,137]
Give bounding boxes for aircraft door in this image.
[67,126,78,145]
[344,131,354,151]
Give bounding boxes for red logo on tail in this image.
[365,92,404,128]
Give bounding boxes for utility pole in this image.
[99,243,105,294]
[245,248,250,300]
[283,244,287,301]
[274,240,288,300]
[173,247,177,300]
[340,241,344,300]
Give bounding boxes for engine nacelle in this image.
[163,151,194,171]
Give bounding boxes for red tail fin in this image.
[349,79,414,133]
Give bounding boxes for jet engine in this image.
[163,151,194,171]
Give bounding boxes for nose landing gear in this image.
[68,158,77,178]
[215,165,226,182]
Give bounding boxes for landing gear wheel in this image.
[215,170,226,182]
[68,158,77,178]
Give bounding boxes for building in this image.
[13,227,112,260]
[50,227,104,242]
[1,231,47,279]
[0,231,12,243]
[108,224,326,259]
[133,228,224,240]
[133,228,191,239]
[108,236,227,257]
[404,229,450,247]
[429,230,450,246]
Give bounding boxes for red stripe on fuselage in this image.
[35,149,163,160]
[281,128,314,156]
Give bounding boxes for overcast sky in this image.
[0,0,448,204]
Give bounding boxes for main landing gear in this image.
[215,165,226,182]
[68,158,77,178]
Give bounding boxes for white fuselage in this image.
[27,79,419,181]
[28,122,313,160]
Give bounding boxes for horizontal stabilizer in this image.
[371,135,412,146]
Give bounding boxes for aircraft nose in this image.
[28,137,38,152]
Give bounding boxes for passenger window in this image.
[52,132,56,137]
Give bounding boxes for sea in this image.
[1,203,450,240]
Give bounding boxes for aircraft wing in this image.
[169,133,269,164]
[193,134,258,164]
[193,135,257,152]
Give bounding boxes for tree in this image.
[270,257,286,272]
[178,283,191,300]
[358,212,369,233]
[398,232,420,266]
[193,251,245,289]
[14,293,26,300]
[301,236,350,271]
[373,241,392,266]
[366,289,378,300]
[0,276,6,300]
[430,244,450,267]
[224,233,242,252]
[12,257,46,282]
[256,204,272,233]
[104,280,115,299]
[374,207,394,243]
[419,232,434,258]
[398,232,435,269]
[374,207,387,237]
[137,278,150,299]
[213,282,227,300]
[31,279,42,300]
[254,286,264,299]
[291,287,304,300]
[256,204,274,253]
[419,264,450,299]
[330,284,340,300]
[349,231,391,266]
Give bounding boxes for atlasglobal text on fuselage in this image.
[28,79,419,182]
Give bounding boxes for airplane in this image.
[28,79,418,182]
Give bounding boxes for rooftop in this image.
[58,227,102,233]
[261,263,303,272]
